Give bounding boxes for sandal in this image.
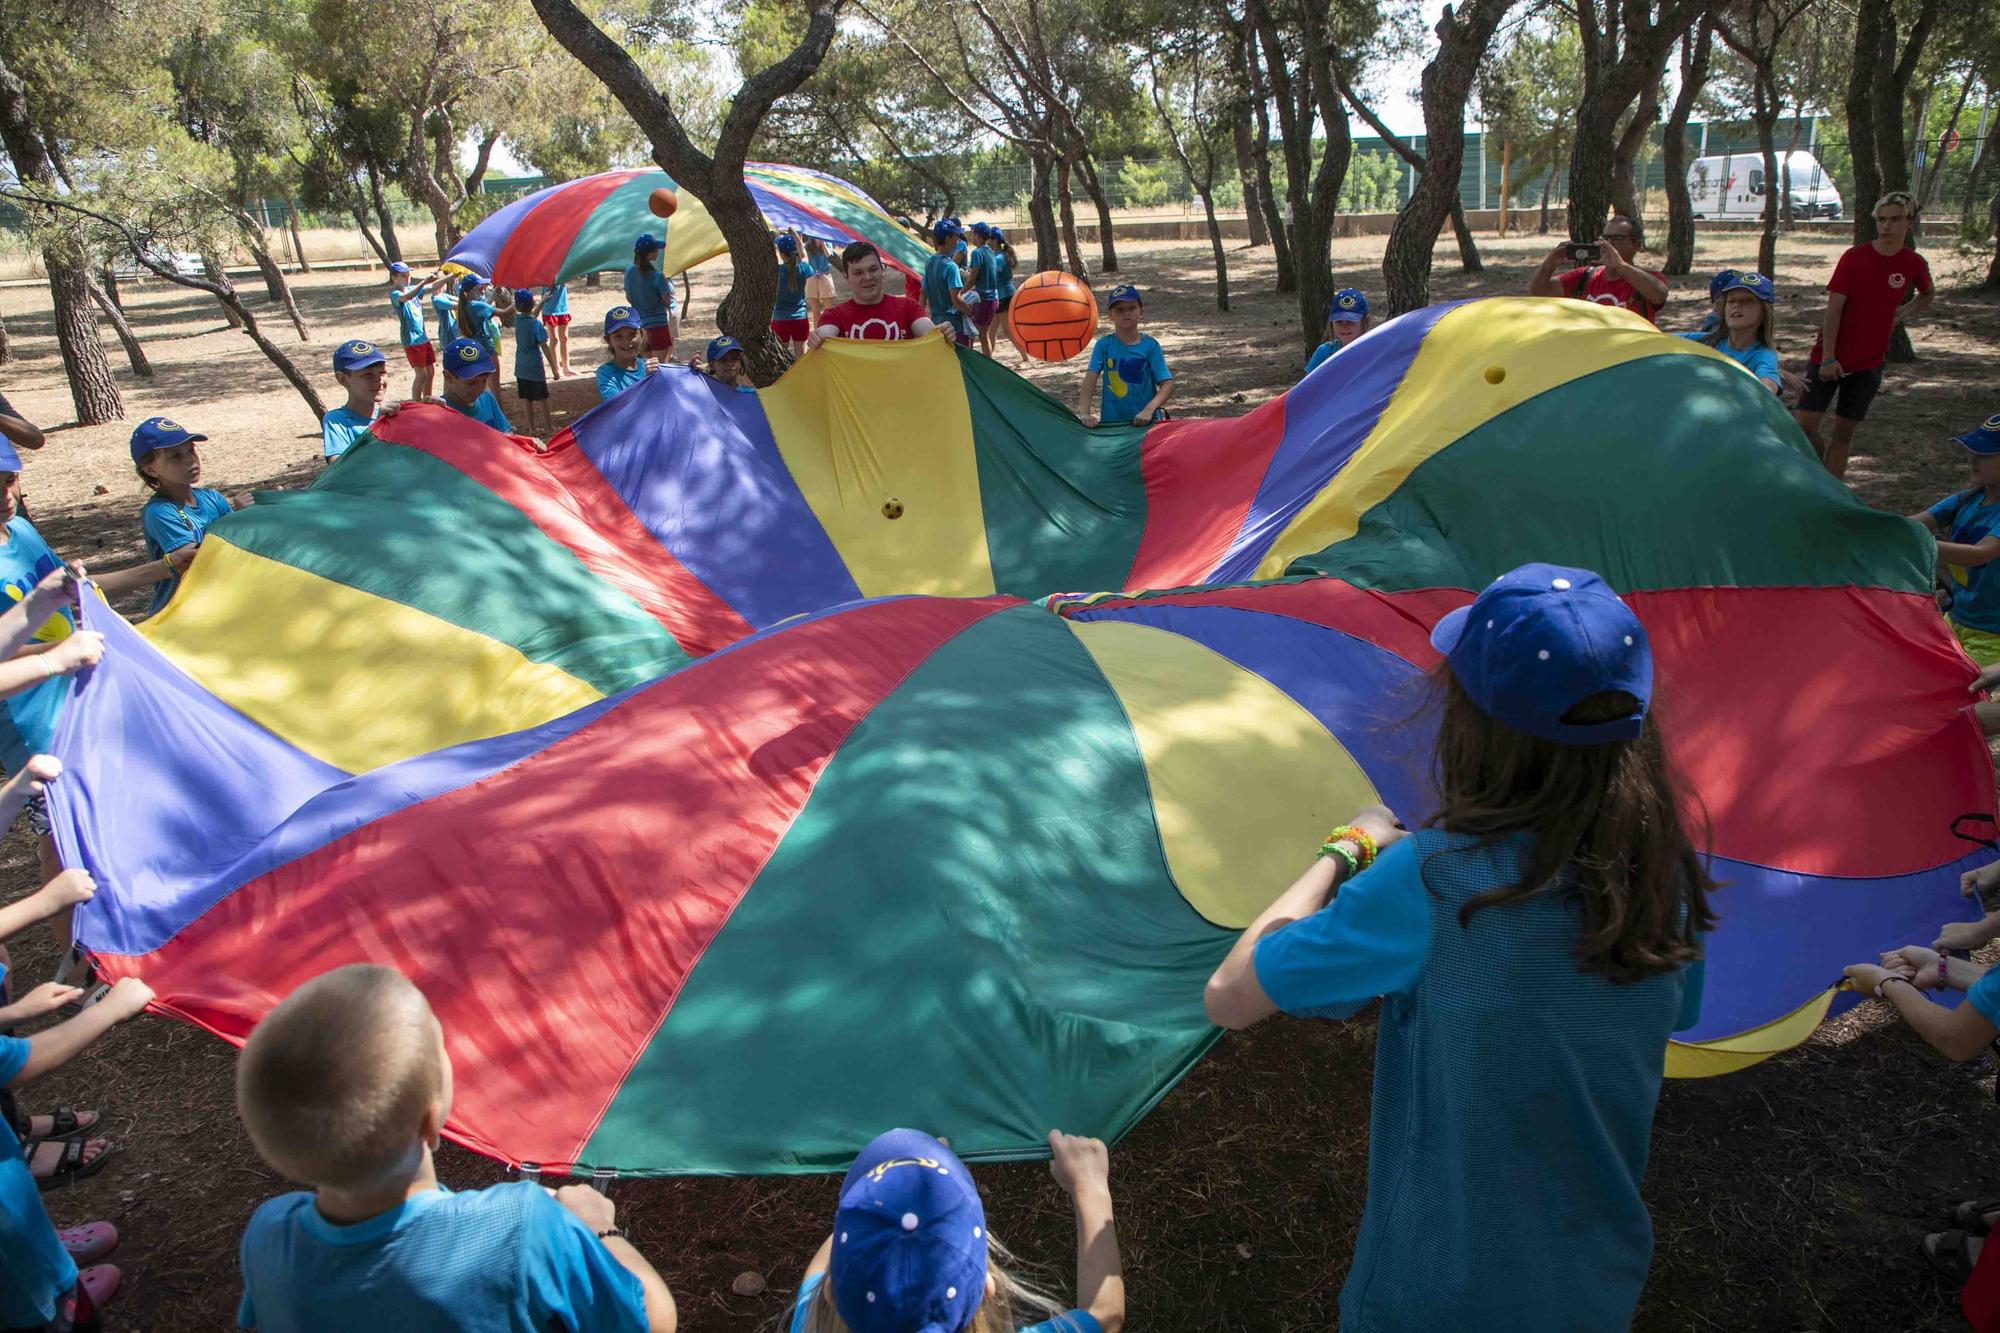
[57,1263,120,1329]
[16,1105,99,1143]
[1923,1229,1982,1281]
[28,1136,111,1189]
[1950,1199,2000,1235]
[58,1221,118,1264]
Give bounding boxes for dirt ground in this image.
[1,229,1999,1330]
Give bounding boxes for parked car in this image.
[109,248,206,281]
[1687,150,1843,221]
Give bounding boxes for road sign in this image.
[1942,127,1962,152]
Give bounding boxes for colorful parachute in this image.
[48,298,1991,1176]
[444,164,932,290]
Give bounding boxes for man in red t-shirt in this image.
[1795,190,1936,479]
[806,242,936,349]
[1528,215,1668,323]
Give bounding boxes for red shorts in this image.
[644,325,673,353]
[771,317,812,343]
[541,313,572,328]
[404,342,436,368]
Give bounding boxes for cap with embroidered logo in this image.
[1107,284,1142,308]
[1951,414,2000,457]
[931,218,964,242]
[604,306,643,335]
[332,339,387,374]
[705,335,743,362]
[633,233,663,254]
[829,1129,987,1333]
[456,273,486,293]
[1716,271,1775,304]
[1707,268,1740,300]
[1328,289,1369,322]
[442,337,497,380]
[776,233,799,254]
[129,417,209,463]
[388,262,411,275]
[1429,563,1652,746]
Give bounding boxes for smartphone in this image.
[1566,241,1602,264]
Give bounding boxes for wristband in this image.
[596,1226,626,1241]
[1317,840,1358,878]
[36,655,53,680]
[1323,824,1378,872]
[1876,975,1917,999]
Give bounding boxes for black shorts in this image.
[516,378,549,402]
[997,293,1013,313]
[1797,363,1884,422]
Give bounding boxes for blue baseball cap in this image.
[990,227,1006,241]
[442,337,497,379]
[829,1129,987,1333]
[388,261,411,275]
[1707,268,1740,299]
[633,233,663,254]
[513,287,535,306]
[332,339,387,373]
[1952,414,2000,457]
[1107,284,1142,307]
[706,335,743,361]
[0,440,18,473]
[129,416,207,463]
[776,233,799,254]
[1716,271,1774,304]
[456,273,486,292]
[1429,563,1652,746]
[931,218,964,241]
[1328,288,1369,322]
[968,221,992,237]
[604,306,643,335]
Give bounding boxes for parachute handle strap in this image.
[1952,814,1999,853]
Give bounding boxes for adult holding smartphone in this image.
[1528,214,1668,324]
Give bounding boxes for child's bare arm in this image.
[1077,371,1099,425]
[1937,534,2000,568]
[13,977,152,1086]
[1048,1131,1124,1333]
[0,859,91,943]
[1912,510,1942,531]
[0,567,74,661]
[91,548,192,596]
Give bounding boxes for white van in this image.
[1687,150,1843,220]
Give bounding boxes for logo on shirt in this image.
[847,318,909,340]
[1585,293,1624,306]
[1888,272,1907,289]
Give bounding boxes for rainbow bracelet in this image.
[1323,824,1378,872]
[1317,839,1359,878]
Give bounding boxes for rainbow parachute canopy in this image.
[50,299,1991,1175]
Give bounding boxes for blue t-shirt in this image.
[321,405,374,461]
[787,1272,1099,1333]
[515,316,549,382]
[1088,333,1172,425]
[807,252,832,277]
[1304,341,1341,375]
[463,300,501,356]
[431,292,458,348]
[0,1034,75,1328]
[447,391,512,434]
[596,362,648,402]
[1254,831,1700,1332]
[0,518,72,772]
[969,246,1000,301]
[622,266,673,328]
[542,284,570,317]
[237,1182,647,1333]
[994,251,1015,297]
[142,488,233,615]
[1965,965,2000,1027]
[921,254,965,327]
[773,262,809,321]
[390,285,428,347]
[1677,332,1780,386]
[1929,490,2000,633]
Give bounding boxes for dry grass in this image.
[0,229,1997,1329]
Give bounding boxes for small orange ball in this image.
[1006,271,1098,363]
[648,187,679,218]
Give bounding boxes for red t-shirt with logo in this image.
[819,295,928,340]
[1809,243,1933,373]
[1556,266,1666,323]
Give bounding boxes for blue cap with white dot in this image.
[829,1128,988,1333]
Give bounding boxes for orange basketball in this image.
[1007,271,1097,362]
[648,187,679,218]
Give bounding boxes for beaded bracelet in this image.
[1323,824,1378,872]
[1317,839,1359,878]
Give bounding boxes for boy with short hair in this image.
[438,338,513,433]
[322,340,387,462]
[387,264,442,399]
[512,290,555,437]
[235,965,675,1332]
[807,242,935,348]
[1914,415,2000,666]
[701,336,757,393]
[1078,285,1174,428]
[920,219,977,348]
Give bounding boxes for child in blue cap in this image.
[965,222,1002,358]
[701,336,756,393]
[434,338,513,432]
[791,1127,1123,1333]
[133,417,235,615]
[597,307,657,403]
[1914,415,2000,666]
[454,275,501,359]
[1078,287,1173,428]
[624,233,676,359]
[921,219,977,348]
[1678,271,1781,393]
[1205,562,1713,1332]
[386,263,444,399]
[1303,289,1371,375]
[430,276,459,351]
[540,281,575,378]
[512,289,555,437]
[322,339,387,462]
[773,232,813,355]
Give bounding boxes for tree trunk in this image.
[99,266,122,310]
[236,214,310,340]
[1962,97,1996,231]
[87,275,151,378]
[1497,138,1512,235]
[1567,109,1622,237]
[1610,65,1663,246]
[1226,26,1270,248]
[1538,143,1559,232]
[1988,189,2000,287]
[1075,151,1118,273]
[1846,0,1887,245]
[1752,63,1781,277]
[1778,108,1806,229]
[1662,20,1712,275]
[349,202,390,265]
[365,156,403,264]
[1198,189,1229,312]
[1242,25,1292,291]
[0,53,121,423]
[0,310,8,365]
[1027,150,1061,272]
[203,252,244,329]
[1055,155,1089,279]
[286,199,312,273]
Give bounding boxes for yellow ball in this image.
[1484,365,1507,385]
